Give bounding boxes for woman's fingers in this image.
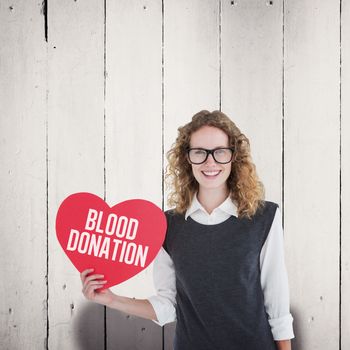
[80,268,94,282]
[80,269,104,285]
[83,277,106,294]
[83,273,105,285]
[83,280,106,293]
[83,281,107,290]
[80,269,110,302]
[82,280,107,299]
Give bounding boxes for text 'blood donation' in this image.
[56,193,167,289]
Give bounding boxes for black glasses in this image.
[187,147,235,164]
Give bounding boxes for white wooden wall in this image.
[0,1,348,349]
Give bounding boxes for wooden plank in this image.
[341,0,350,348]
[0,1,47,348]
[105,1,163,348]
[221,0,283,203]
[163,0,220,348]
[47,1,105,349]
[284,1,340,349]
[164,0,220,154]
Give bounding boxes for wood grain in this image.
[47,1,105,349]
[0,1,47,348]
[341,0,350,349]
[105,1,163,348]
[284,1,340,349]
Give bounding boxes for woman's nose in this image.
[205,153,216,165]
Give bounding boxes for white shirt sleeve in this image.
[260,206,295,340]
[147,246,177,326]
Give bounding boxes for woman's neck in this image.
[197,186,230,215]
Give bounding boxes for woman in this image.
[81,110,294,350]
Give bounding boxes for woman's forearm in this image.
[107,294,158,322]
[275,339,291,350]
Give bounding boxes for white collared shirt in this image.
[147,194,295,340]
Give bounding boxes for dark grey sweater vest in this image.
[163,200,278,350]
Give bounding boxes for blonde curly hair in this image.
[165,110,265,219]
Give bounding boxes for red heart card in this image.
[56,192,167,289]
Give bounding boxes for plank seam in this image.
[103,0,107,349]
[219,0,222,110]
[282,0,285,229]
[339,0,342,348]
[162,1,165,212]
[41,0,48,42]
[161,0,165,349]
[46,58,49,350]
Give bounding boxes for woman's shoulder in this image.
[262,199,279,209]
[164,208,176,215]
[163,208,186,225]
[256,200,279,218]
[164,208,184,218]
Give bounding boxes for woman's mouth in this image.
[201,170,221,178]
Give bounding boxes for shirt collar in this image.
[185,192,238,220]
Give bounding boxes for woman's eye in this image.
[215,149,225,154]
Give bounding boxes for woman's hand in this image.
[80,268,158,322]
[80,268,114,306]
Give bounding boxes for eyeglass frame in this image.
[186,147,235,165]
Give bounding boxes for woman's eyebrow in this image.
[190,145,229,149]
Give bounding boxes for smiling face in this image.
[188,125,233,194]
